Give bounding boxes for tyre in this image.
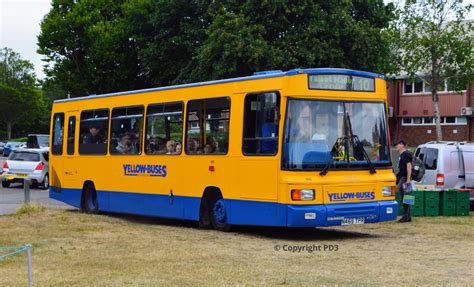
[83,184,99,214]
[210,197,232,232]
[41,174,49,190]
[1,180,10,188]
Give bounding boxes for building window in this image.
[401,116,467,126]
[404,80,413,94]
[445,117,455,124]
[413,80,423,93]
[403,78,466,95]
[423,117,433,124]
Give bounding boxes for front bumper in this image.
[286,201,398,227]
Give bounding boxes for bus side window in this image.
[52,113,64,155]
[79,109,109,155]
[242,92,280,155]
[109,106,144,155]
[145,102,183,155]
[186,97,230,155]
[67,116,76,155]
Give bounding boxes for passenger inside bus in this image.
[115,133,133,154]
[83,125,104,144]
[166,140,176,154]
[176,142,182,154]
[187,137,198,153]
[206,136,219,153]
[260,107,280,154]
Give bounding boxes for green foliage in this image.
[0,47,36,88]
[388,0,473,83]
[38,0,144,98]
[38,0,395,95]
[0,48,49,139]
[387,0,473,140]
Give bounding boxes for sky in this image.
[0,0,473,80]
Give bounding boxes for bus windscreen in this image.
[282,99,390,170]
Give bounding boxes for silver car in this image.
[1,148,49,189]
[415,141,474,204]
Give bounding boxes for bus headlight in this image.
[291,189,315,201]
[382,186,395,197]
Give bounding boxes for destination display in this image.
[308,74,375,92]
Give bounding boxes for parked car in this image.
[415,141,474,204]
[2,141,22,157]
[27,134,50,148]
[0,142,5,154]
[1,148,49,189]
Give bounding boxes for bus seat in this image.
[286,143,331,165]
[303,151,332,165]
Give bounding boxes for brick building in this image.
[387,77,474,147]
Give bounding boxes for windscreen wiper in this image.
[320,137,347,176]
[345,112,376,174]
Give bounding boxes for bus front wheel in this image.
[82,184,99,214]
[211,197,231,232]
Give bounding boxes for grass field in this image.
[0,208,473,286]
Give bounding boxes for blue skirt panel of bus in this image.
[50,187,398,227]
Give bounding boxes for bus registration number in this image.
[341,217,365,226]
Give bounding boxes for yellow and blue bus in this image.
[49,68,398,231]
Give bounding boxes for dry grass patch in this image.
[0,209,473,286]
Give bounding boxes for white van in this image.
[415,141,474,205]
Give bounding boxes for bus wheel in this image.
[83,184,99,214]
[211,197,231,232]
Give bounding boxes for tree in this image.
[38,0,144,98]
[38,0,396,94]
[0,47,36,88]
[0,48,47,139]
[388,0,474,141]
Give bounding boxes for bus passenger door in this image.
[239,92,280,201]
[64,111,80,190]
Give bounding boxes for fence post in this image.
[24,179,30,204]
[26,244,32,287]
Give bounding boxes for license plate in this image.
[341,217,365,226]
[15,173,28,178]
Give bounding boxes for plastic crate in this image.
[456,191,470,216]
[411,190,424,217]
[440,191,457,216]
[424,191,440,217]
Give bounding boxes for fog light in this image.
[291,189,315,201]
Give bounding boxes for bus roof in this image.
[54,68,386,103]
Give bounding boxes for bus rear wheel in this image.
[211,197,231,232]
[82,184,99,214]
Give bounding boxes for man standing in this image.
[395,140,413,223]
